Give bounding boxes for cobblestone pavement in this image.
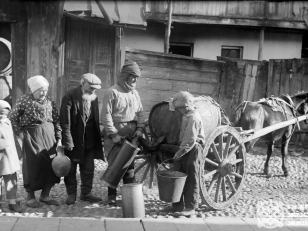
[1,145,308,219]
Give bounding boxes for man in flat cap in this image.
[60,73,104,205]
[101,61,145,205]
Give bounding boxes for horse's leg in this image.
[281,127,292,177]
[264,142,274,175]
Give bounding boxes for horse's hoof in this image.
[284,172,289,177]
[264,169,268,175]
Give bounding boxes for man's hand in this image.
[134,130,143,138]
[112,134,122,144]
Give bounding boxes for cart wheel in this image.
[134,125,158,189]
[199,126,246,210]
[134,152,157,189]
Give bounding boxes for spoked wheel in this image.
[200,126,246,210]
[134,152,158,189]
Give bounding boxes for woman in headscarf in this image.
[9,75,62,208]
[101,62,145,205]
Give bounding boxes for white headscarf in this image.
[27,75,49,93]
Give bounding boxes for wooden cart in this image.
[134,98,308,210]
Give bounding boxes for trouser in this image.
[64,148,95,196]
[172,143,203,209]
[103,121,137,196]
[0,173,17,200]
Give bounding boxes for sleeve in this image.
[101,89,118,136]
[135,91,145,129]
[179,117,199,155]
[8,97,24,135]
[0,130,9,150]
[51,101,62,140]
[60,95,74,148]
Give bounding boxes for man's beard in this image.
[82,93,97,101]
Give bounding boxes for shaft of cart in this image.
[241,114,308,143]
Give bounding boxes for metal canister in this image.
[101,138,140,189]
[121,183,145,218]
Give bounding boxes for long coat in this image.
[60,86,104,164]
[0,119,22,175]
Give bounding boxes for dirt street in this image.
[0,145,308,219]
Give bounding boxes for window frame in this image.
[169,42,194,57]
[221,45,244,59]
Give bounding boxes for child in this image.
[161,91,205,216]
[0,100,22,213]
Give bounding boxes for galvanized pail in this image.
[121,182,145,218]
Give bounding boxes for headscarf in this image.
[117,62,141,92]
[27,75,49,93]
[172,91,194,108]
[0,100,11,115]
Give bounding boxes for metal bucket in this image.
[121,182,145,218]
[101,138,140,189]
[156,160,187,203]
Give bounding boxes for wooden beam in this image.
[258,28,264,61]
[95,0,113,25]
[146,13,308,30]
[164,1,172,53]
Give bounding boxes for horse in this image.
[233,92,308,177]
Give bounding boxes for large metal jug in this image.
[51,145,71,177]
[101,138,140,189]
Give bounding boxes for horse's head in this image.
[295,92,308,124]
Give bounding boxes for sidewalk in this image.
[1,216,308,231]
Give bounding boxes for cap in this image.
[82,73,101,89]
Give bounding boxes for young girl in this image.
[0,100,22,212]
[161,91,205,216]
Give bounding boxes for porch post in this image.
[258,28,265,61]
[164,1,173,53]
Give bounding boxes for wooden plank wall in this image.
[267,58,308,145]
[217,56,268,120]
[27,1,64,109]
[125,48,225,118]
[267,59,308,97]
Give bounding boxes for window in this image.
[169,42,193,57]
[302,34,308,58]
[221,46,243,59]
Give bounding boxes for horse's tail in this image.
[233,101,248,127]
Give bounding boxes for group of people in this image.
[0,62,205,217]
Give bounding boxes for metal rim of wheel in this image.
[0,37,12,75]
[199,126,246,210]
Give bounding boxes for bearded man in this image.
[101,62,145,205]
[60,73,104,205]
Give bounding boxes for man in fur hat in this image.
[101,61,145,205]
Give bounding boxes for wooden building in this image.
[124,1,308,60]
[0,0,145,110]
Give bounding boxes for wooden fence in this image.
[125,48,225,118]
[125,48,308,144]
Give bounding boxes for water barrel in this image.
[148,96,222,144]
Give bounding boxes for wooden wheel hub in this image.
[219,160,233,177]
